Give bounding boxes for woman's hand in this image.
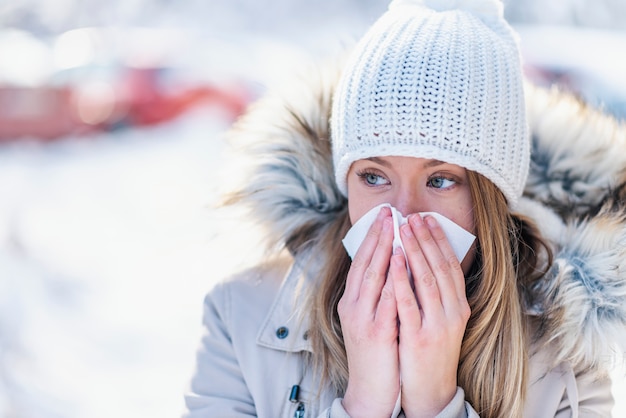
[338,206,401,418]
[390,214,470,418]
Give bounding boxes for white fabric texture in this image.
[331,0,529,206]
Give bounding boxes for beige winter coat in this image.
[184,255,614,417]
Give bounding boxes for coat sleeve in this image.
[183,283,257,417]
[555,368,614,417]
[316,388,479,418]
[430,388,479,418]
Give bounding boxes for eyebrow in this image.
[365,157,392,167]
[365,157,447,169]
[423,159,446,168]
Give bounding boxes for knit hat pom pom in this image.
[389,0,503,20]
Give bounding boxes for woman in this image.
[184,0,626,416]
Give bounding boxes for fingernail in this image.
[408,214,423,227]
[377,206,390,220]
[425,215,438,228]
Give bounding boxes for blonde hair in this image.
[308,171,551,418]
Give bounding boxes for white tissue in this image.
[342,203,475,262]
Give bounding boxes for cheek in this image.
[451,193,475,235]
[456,200,476,275]
[346,179,385,225]
[460,243,477,275]
[459,209,476,236]
[436,203,474,236]
[347,192,368,225]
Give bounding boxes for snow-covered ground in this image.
[0,110,230,417]
[1,1,625,417]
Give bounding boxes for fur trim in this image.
[521,85,626,371]
[522,188,626,372]
[219,62,346,258]
[221,64,626,373]
[524,84,626,218]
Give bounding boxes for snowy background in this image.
[0,1,625,417]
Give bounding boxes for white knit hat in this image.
[331,0,529,206]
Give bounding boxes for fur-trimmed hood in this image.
[220,63,626,375]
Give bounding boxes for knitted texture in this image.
[331,0,529,206]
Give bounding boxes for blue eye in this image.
[428,176,456,189]
[357,171,389,186]
[365,173,382,185]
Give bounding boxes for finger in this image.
[389,247,421,330]
[344,207,391,302]
[400,219,442,315]
[358,216,394,312]
[374,273,399,335]
[421,215,467,310]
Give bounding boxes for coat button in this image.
[276,326,289,339]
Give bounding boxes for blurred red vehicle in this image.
[0,86,90,140]
[0,68,251,141]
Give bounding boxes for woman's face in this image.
[347,156,476,273]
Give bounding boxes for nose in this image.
[390,185,425,217]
